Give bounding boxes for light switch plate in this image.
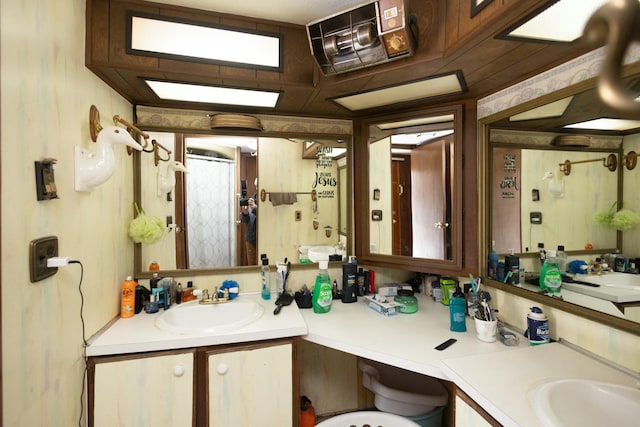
[29,236,58,283]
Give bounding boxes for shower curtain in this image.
[186,155,236,268]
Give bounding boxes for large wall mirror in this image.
[479,61,640,336]
[133,125,351,276]
[356,105,463,272]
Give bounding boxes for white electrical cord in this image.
[46,256,73,267]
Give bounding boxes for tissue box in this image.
[365,295,402,316]
[377,283,413,297]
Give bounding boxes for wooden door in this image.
[391,156,413,256]
[410,137,451,259]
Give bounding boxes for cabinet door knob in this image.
[217,363,228,375]
[173,364,185,377]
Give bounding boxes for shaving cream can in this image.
[527,306,549,345]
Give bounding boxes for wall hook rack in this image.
[558,153,618,176]
[623,150,638,170]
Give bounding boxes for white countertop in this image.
[86,292,307,356]
[441,343,639,427]
[88,292,639,426]
[563,272,640,303]
[301,294,528,379]
[301,294,639,426]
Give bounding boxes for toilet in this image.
[359,359,448,424]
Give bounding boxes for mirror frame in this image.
[355,105,464,273]
[133,128,354,278]
[478,77,640,338]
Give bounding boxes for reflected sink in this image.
[305,245,336,262]
[155,301,264,334]
[529,378,640,427]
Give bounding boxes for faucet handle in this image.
[202,289,210,300]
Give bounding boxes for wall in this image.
[1,0,134,425]
[368,137,392,254]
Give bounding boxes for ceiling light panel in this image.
[333,73,464,111]
[509,96,574,121]
[505,0,609,43]
[564,118,640,131]
[377,114,455,130]
[129,13,282,70]
[145,80,280,108]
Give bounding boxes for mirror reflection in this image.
[482,71,640,327]
[490,137,621,255]
[360,106,462,271]
[138,132,349,272]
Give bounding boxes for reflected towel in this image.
[269,192,298,206]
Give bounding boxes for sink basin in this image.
[155,301,264,334]
[306,245,336,262]
[529,378,640,427]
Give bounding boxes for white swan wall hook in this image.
[74,125,143,192]
[542,170,565,198]
[157,160,188,197]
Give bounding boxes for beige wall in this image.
[1,0,133,425]
[2,2,639,426]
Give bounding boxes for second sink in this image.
[529,378,640,427]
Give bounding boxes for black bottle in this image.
[342,262,357,303]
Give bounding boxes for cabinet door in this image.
[455,394,497,427]
[93,351,194,427]
[208,342,292,427]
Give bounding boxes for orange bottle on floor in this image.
[120,276,137,318]
[300,396,315,427]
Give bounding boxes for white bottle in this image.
[556,245,568,274]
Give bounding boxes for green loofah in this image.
[611,209,640,230]
[128,203,167,244]
[593,202,640,230]
[593,202,616,227]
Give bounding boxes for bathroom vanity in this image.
[86,292,638,426]
[86,294,306,426]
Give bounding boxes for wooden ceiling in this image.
[86,0,594,118]
[490,74,640,135]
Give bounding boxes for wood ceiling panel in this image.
[88,0,594,118]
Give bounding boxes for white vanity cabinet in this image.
[455,390,500,427]
[205,340,293,427]
[89,350,195,427]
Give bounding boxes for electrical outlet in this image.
[530,212,542,224]
[371,209,383,221]
[295,210,301,221]
[29,236,58,283]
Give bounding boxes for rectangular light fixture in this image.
[377,114,455,130]
[145,80,280,108]
[502,0,609,43]
[128,13,282,70]
[331,72,465,111]
[509,96,574,121]
[564,118,640,131]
